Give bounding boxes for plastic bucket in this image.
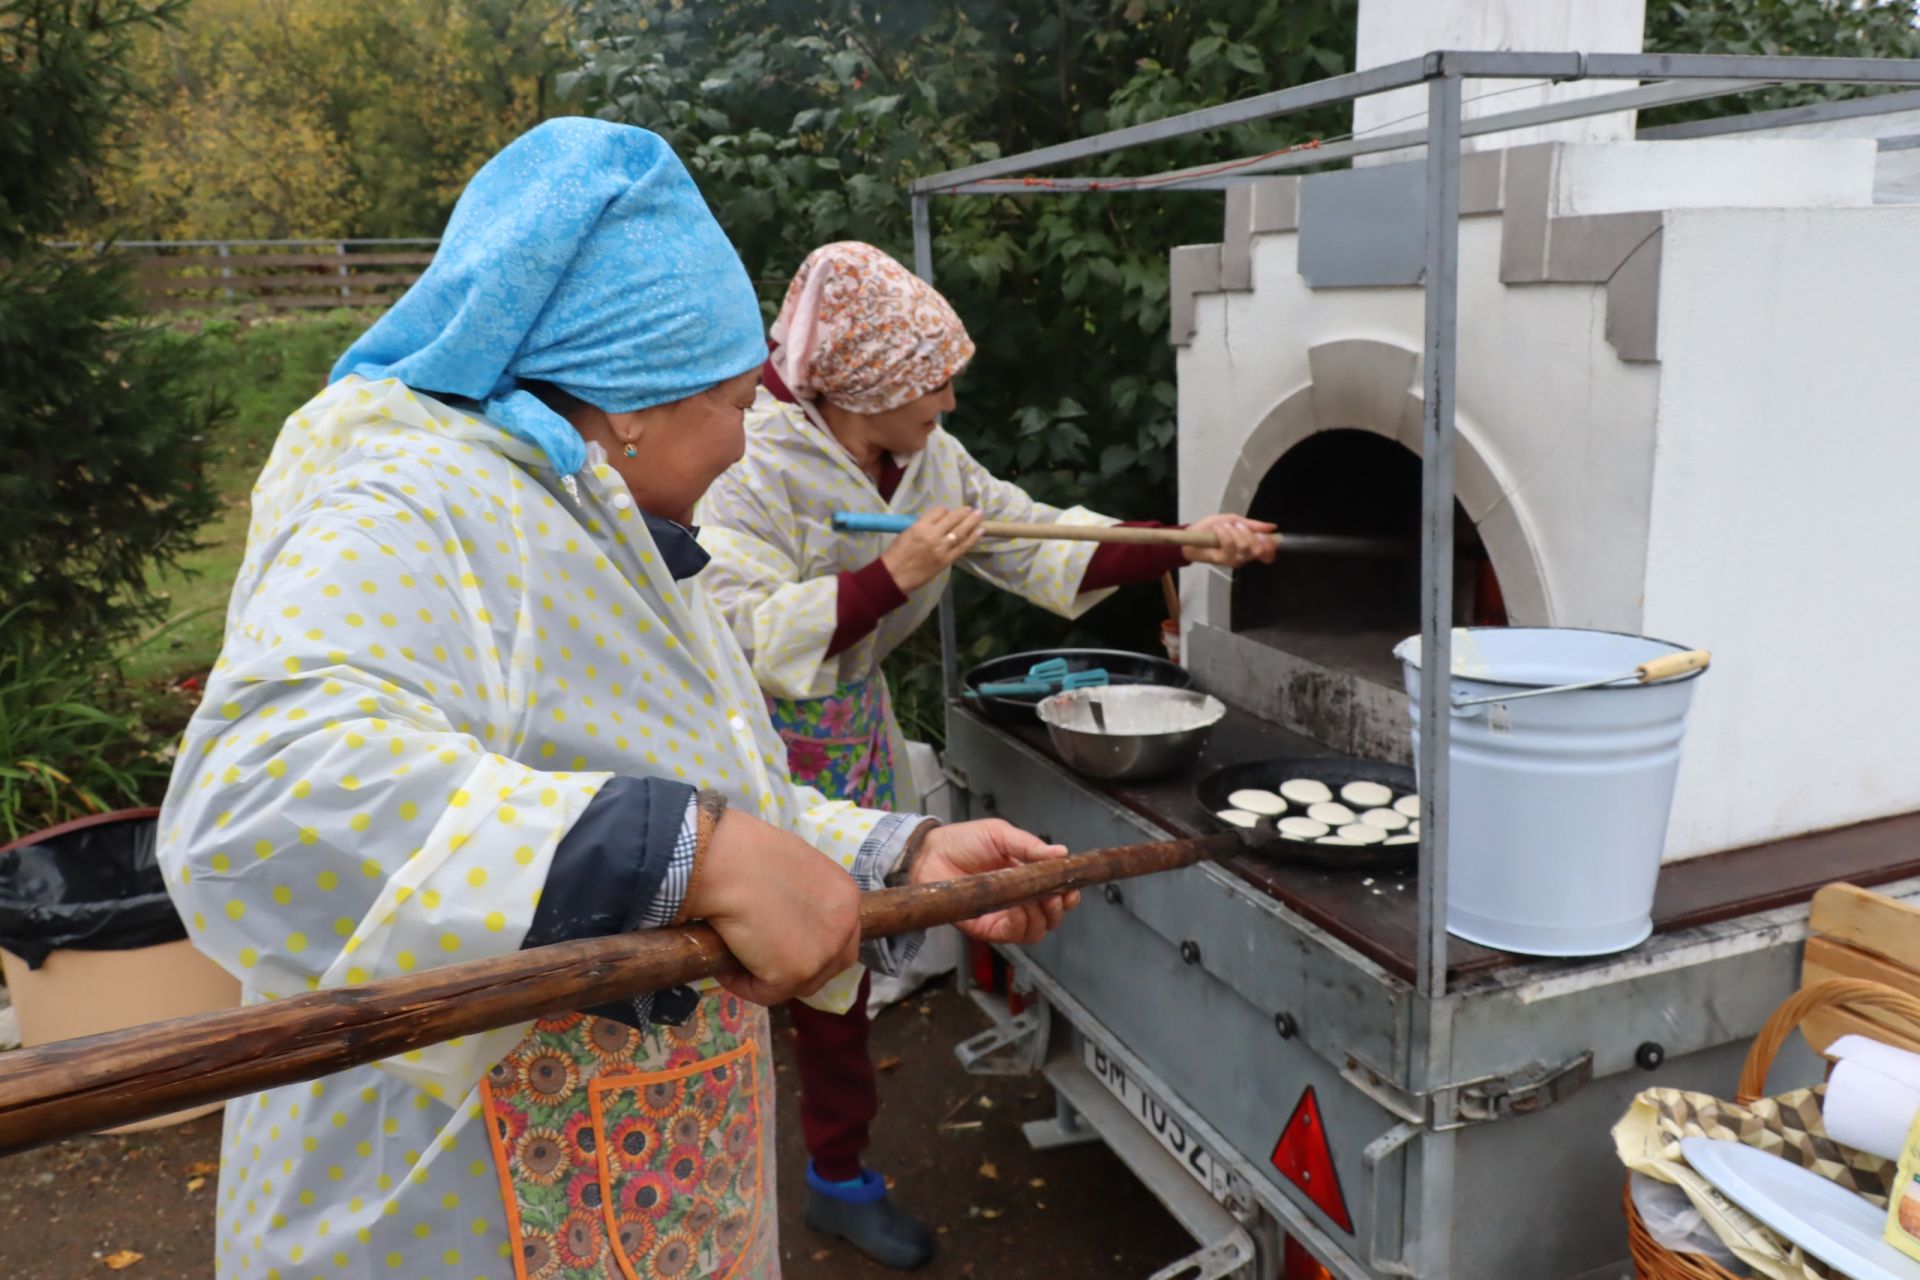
[1393,628,1706,957]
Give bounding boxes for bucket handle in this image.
[1449,648,1711,710]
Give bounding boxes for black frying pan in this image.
[1195,756,1419,872]
[960,648,1191,725]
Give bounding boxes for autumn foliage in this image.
[95,0,578,240]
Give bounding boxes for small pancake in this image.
[1337,823,1387,845]
[1307,802,1356,827]
[1316,836,1361,847]
[1276,816,1331,841]
[1361,808,1410,831]
[1341,780,1393,809]
[1227,788,1287,816]
[1394,794,1421,818]
[1280,779,1333,805]
[1384,834,1419,846]
[1216,809,1260,829]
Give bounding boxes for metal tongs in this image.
[972,658,1111,697]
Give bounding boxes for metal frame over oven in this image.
[908,54,1920,1279]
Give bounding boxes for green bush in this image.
[0,616,171,841]
[1,0,224,651]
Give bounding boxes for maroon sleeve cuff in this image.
[828,557,910,657]
[1079,521,1188,593]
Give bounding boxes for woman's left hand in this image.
[909,818,1079,945]
[1184,513,1277,568]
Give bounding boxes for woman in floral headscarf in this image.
[697,241,1274,1268]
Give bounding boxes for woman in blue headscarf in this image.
[157,118,1074,1280]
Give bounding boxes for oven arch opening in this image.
[1191,342,1552,757]
[1231,428,1505,691]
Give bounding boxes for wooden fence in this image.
[57,239,440,312]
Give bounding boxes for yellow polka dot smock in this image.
[158,377,898,1278]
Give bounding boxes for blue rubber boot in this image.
[803,1164,935,1270]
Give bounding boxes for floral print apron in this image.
[764,676,897,810]
[481,994,777,1280]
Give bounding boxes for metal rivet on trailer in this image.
[1635,1042,1666,1071]
[1103,884,1123,906]
[1180,940,1202,966]
[1274,1012,1298,1039]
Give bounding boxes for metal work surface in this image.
[960,702,1920,987]
[948,705,1886,1276]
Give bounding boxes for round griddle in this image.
[1195,756,1419,872]
[961,648,1191,725]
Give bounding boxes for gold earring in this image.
[623,442,637,458]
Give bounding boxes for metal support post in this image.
[913,56,1434,192]
[1410,72,1465,1280]
[938,77,1758,195]
[912,192,964,705]
[1415,77,1461,1003]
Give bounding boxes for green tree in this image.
[1645,0,1920,123]
[1643,0,1920,118]
[0,0,221,648]
[569,0,1358,684]
[96,0,580,239]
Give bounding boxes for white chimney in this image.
[1353,0,1649,158]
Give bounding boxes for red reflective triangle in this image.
[1270,1086,1353,1234]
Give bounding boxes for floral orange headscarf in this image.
[767,242,976,415]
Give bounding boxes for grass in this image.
[122,309,375,683]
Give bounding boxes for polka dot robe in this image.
[697,390,1121,705]
[160,377,892,1278]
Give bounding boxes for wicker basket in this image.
[1624,977,1920,1279]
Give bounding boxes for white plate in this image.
[1681,1137,1920,1280]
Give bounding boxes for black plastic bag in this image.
[0,812,186,969]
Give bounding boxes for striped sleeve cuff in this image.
[635,798,701,930]
[852,812,934,975]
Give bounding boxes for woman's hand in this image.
[880,506,984,593]
[685,807,861,1006]
[909,818,1078,945]
[1183,513,1277,569]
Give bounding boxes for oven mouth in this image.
[1229,429,1505,685]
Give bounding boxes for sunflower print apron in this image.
[480,995,777,1279]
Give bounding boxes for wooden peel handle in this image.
[977,520,1217,546]
[1636,649,1711,683]
[978,521,1402,556]
[0,831,1240,1156]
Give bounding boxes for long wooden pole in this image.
[0,831,1243,1157]
[974,522,1403,556]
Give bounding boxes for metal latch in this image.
[1453,1052,1593,1124]
[938,759,970,793]
[1341,1050,1593,1131]
[938,757,995,814]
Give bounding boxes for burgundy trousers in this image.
[787,969,877,1181]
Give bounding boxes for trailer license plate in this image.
[1084,1040,1231,1203]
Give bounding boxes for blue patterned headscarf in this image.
[331,119,765,475]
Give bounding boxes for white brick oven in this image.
[1173,138,1920,861]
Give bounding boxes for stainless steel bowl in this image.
[1036,686,1226,782]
